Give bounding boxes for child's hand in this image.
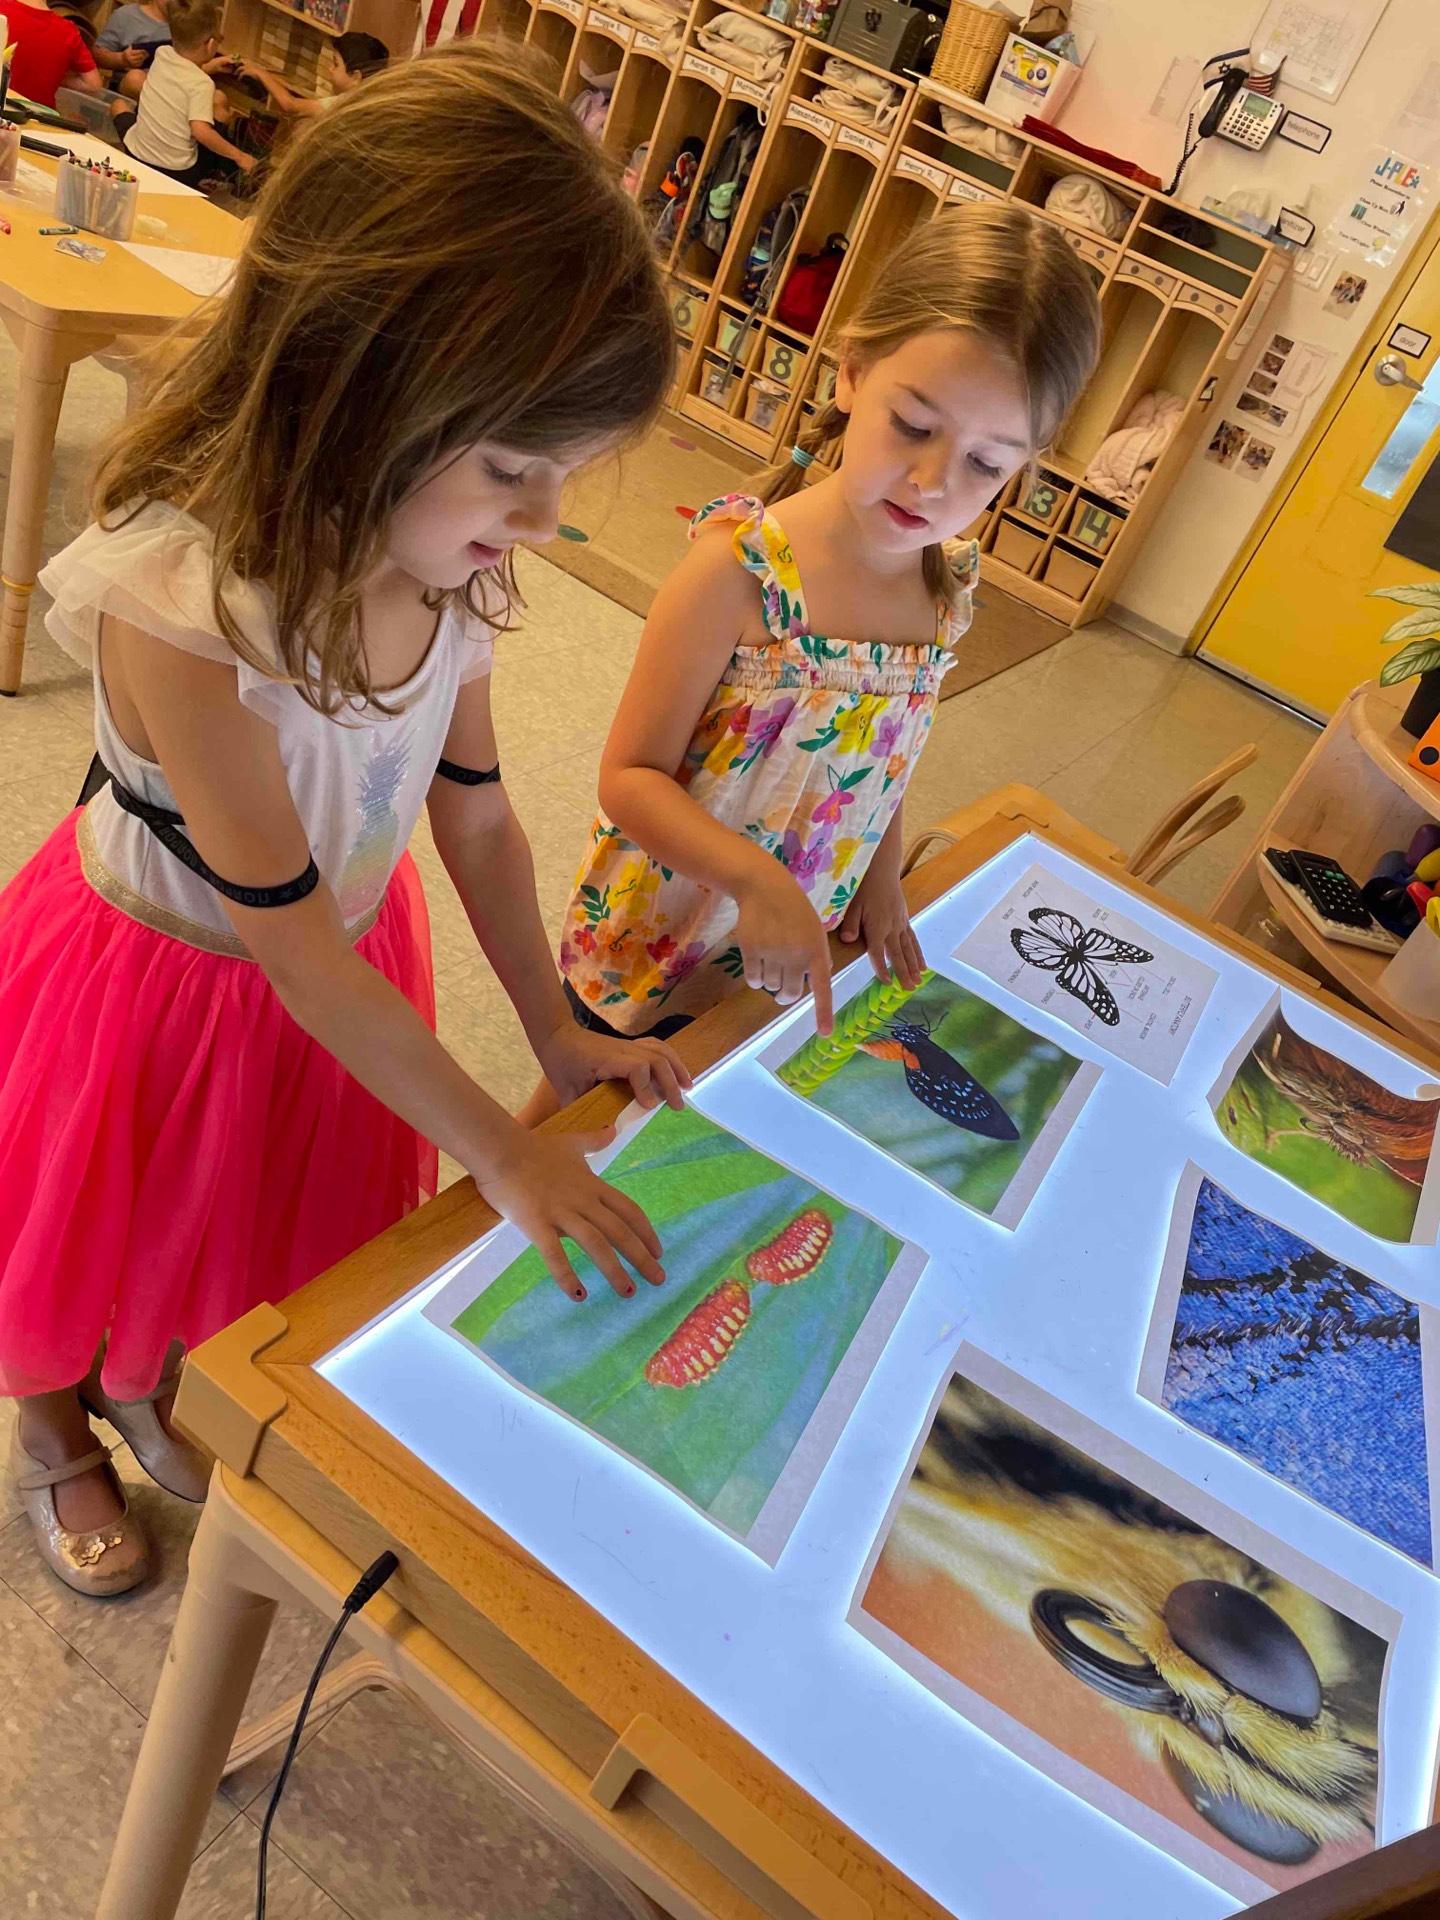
[123,46,147,67]
[840,867,925,988]
[734,864,834,1034]
[535,1021,691,1113]
[476,1126,664,1300]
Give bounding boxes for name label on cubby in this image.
[786,103,835,137]
[733,76,771,104]
[947,176,997,204]
[634,28,660,48]
[837,125,886,159]
[547,0,583,17]
[682,52,729,84]
[897,152,949,193]
[590,11,633,40]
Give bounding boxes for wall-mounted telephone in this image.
[1209,86,1286,150]
[1171,46,1285,191]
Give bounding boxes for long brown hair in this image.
[758,202,1101,607]
[94,43,674,713]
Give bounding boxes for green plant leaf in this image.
[1379,639,1440,685]
[1379,610,1440,644]
[1370,583,1440,610]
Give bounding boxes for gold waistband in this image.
[76,810,382,959]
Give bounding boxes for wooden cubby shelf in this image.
[258,0,1283,629]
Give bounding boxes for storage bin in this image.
[984,32,1081,125]
[1066,496,1123,554]
[991,517,1046,574]
[1043,545,1101,599]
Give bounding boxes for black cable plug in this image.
[255,1549,400,1919]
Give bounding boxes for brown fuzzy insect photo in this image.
[1213,1000,1440,1242]
[855,1355,1390,1900]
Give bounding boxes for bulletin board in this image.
[319,835,1440,1918]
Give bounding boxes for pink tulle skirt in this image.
[0,813,438,1401]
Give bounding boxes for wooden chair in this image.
[902,750,1259,891]
[1125,743,1258,884]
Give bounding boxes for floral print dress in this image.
[559,493,977,1034]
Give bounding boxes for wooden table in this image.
[0,135,244,696]
[98,796,1440,1920]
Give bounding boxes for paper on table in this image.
[120,242,234,297]
[951,861,1217,1083]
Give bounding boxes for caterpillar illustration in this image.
[644,1208,836,1389]
[746,1207,832,1286]
[644,1278,751,1388]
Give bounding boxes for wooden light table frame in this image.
[98,795,1440,1920]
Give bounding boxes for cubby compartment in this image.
[601,34,677,169]
[1063,491,1125,553]
[1012,145,1140,247]
[828,170,936,331]
[476,0,531,38]
[990,515,1047,575]
[527,0,583,82]
[1012,468,1073,531]
[1043,543,1102,600]
[1054,279,1164,470]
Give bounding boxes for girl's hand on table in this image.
[534,1020,691,1113]
[475,1127,665,1301]
[839,865,926,988]
[734,863,835,1032]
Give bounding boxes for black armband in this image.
[435,756,501,787]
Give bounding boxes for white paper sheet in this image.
[950,860,1218,1083]
[120,242,234,297]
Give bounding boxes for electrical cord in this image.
[255,1549,400,1920]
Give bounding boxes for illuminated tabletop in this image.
[114,805,1440,1919]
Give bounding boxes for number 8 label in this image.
[767,343,796,385]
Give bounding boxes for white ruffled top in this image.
[43,501,493,945]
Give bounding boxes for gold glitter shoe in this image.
[80,1348,212,1504]
[8,1424,150,1597]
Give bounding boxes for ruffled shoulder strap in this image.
[41,501,277,674]
[688,492,809,640]
[937,536,980,646]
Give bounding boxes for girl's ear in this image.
[834,354,862,418]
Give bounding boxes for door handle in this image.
[1375,353,1425,393]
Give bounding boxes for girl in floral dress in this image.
[550,204,1100,1077]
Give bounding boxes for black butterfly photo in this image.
[860,1018,1018,1139]
[1009,907,1154,1028]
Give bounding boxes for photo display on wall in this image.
[756,966,1098,1229]
[1140,1165,1440,1570]
[424,1102,927,1564]
[852,1347,1398,1905]
[951,861,1217,1082]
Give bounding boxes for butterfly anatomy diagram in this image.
[953,865,1218,1084]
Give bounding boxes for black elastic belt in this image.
[84,756,320,909]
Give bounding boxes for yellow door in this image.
[1200,210,1440,717]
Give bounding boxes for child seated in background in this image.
[6,0,101,109]
[114,0,254,186]
[94,0,171,101]
[243,31,388,119]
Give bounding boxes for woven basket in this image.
[931,2,1012,99]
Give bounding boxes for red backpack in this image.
[774,234,847,336]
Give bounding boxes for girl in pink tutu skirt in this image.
[0,43,688,1596]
